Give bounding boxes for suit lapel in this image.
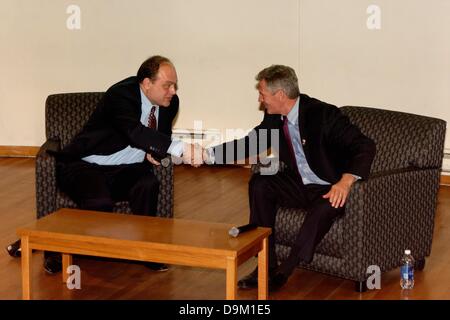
[298,97,306,141]
[157,101,177,135]
[158,106,168,133]
[297,97,310,162]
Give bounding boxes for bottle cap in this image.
[405,249,411,255]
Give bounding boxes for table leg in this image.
[226,256,237,300]
[21,236,32,300]
[258,237,269,300]
[62,253,73,283]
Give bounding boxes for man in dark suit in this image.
[42,55,197,274]
[204,65,376,291]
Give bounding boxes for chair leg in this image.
[355,280,367,293]
[416,258,426,271]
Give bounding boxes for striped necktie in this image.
[148,106,157,129]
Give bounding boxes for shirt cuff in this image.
[167,139,184,157]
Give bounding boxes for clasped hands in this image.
[146,143,209,167]
[146,143,210,167]
[181,143,209,167]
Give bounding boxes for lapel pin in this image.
[302,139,306,146]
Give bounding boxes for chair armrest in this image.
[37,138,60,156]
[35,138,60,219]
[343,167,440,272]
[251,161,289,176]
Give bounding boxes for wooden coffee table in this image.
[17,208,271,300]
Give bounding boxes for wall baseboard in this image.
[441,174,450,186]
[0,146,39,157]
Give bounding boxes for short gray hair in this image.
[256,65,300,99]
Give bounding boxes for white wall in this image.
[0,0,449,150]
[0,0,299,146]
[300,0,450,150]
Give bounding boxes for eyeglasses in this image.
[162,83,178,91]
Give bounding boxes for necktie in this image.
[148,106,157,129]
[146,106,157,163]
[282,116,300,177]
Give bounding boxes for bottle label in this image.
[401,265,414,280]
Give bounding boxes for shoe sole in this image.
[44,267,61,275]
[238,282,258,290]
[147,267,169,272]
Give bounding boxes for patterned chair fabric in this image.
[36,93,174,219]
[253,106,446,286]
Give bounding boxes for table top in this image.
[17,208,271,256]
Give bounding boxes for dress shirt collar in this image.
[283,96,300,125]
[140,88,158,109]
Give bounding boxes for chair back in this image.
[340,106,446,174]
[45,93,104,148]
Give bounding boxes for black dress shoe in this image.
[269,272,289,292]
[143,262,169,272]
[43,253,62,274]
[238,267,277,290]
[6,239,21,258]
[238,268,259,289]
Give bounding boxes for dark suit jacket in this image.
[58,76,179,161]
[214,94,376,183]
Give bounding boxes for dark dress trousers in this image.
[214,94,376,274]
[55,76,179,216]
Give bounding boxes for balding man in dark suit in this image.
[44,56,196,274]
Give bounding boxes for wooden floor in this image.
[0,157,449,300]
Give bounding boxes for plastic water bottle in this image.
[400,249,414,289]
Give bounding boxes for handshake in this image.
[146,143,213,167]
[181,143,213,167]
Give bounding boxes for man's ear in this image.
[142,77,152,89]
[276,89,286,101]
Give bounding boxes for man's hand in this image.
[146,153,160,166]
[182,143,204,167]
[322,173,356,208]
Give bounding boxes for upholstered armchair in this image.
[254,106,446,292]
[35,92,174,219]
